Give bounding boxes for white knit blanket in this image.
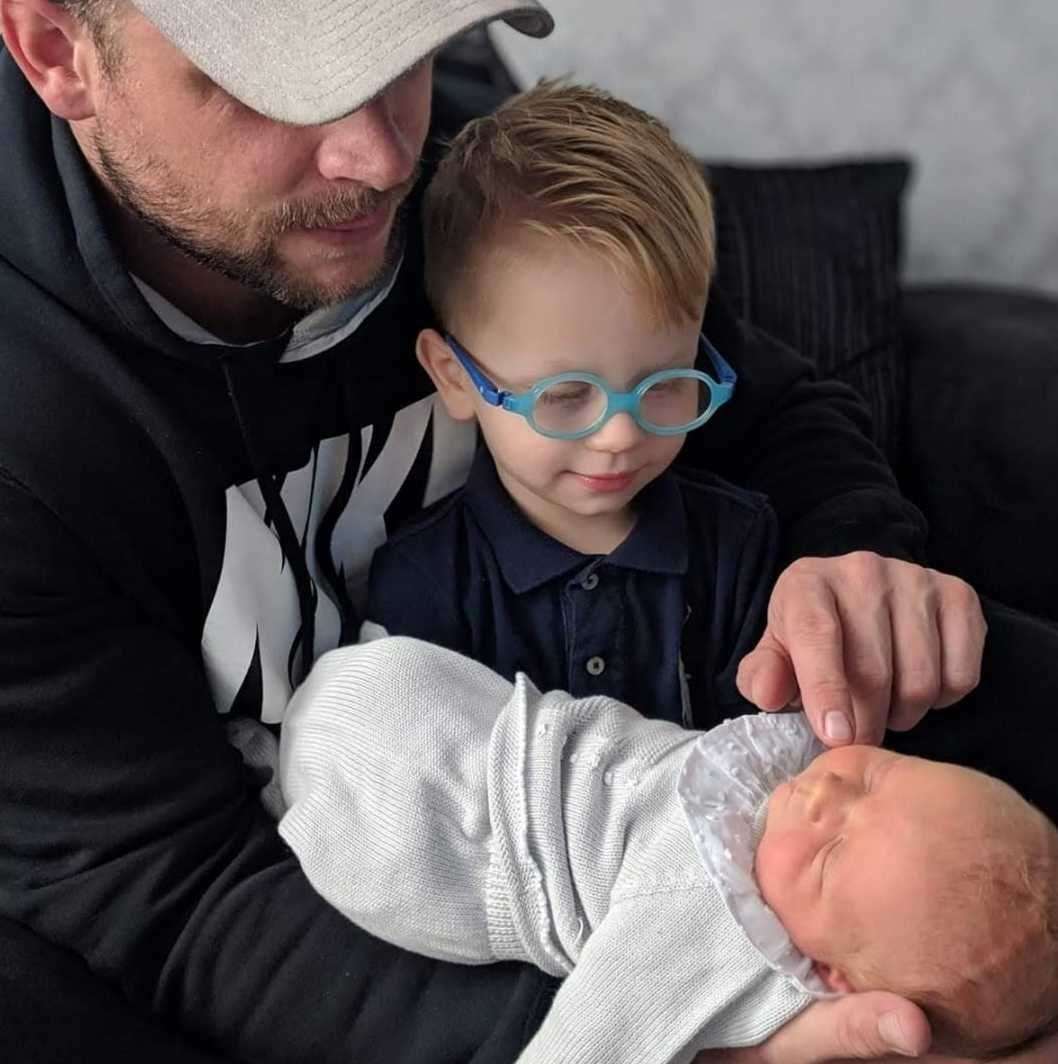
[266,637,821,1064]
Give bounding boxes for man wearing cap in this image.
[1,2,1057,1063]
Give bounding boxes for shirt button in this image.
[585,656,606,677]
[581,573,600,591]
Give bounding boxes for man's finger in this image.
[885,589,940,732]
[737,633,799,711]
[932,578,987,709]
[775,580,858,746]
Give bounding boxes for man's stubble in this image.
[91,118,418,312]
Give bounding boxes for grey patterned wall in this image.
[495,0,1058,294]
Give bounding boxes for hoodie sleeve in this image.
[686,294,927,565]
[0,470,556,1064]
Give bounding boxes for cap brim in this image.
[130,0,553,125]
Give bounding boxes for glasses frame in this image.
[443,333,737,441]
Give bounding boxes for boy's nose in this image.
[585,411,645,453]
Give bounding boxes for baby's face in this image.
[445,231,700,552]
[754,745,1018,991]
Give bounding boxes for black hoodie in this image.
[0,46,926,1064]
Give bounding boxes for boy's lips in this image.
[572,470,639,493]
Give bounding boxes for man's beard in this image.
[93,126,418,312]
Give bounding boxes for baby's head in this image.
[755,745,1058,1058]
[416,81,722,553]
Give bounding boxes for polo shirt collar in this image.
[464,448,689,594]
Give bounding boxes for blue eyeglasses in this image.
[444,333,737,441]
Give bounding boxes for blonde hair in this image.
[422,79,715,329]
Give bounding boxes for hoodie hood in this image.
[0,47,299,368]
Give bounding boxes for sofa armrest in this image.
[900,285,1058,622]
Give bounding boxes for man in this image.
[0,2,1055,1063]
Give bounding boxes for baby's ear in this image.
[416,329,476,422]
[813,962,856,994]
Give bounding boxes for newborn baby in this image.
[274,637,1058,1064]
[755,743,1058,1057]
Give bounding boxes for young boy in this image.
[365,79,773,728]
[278,635,1058,1063]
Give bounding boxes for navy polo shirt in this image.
[367,448,779,728]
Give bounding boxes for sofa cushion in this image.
[901,285,1058,623]
[704,158,911,459]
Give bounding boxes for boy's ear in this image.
[417,328,477,422]
[813,962,855,994]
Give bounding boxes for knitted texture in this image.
[278,638,810,1063]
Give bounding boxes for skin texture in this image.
[418,232,699,556]
[0,3,1010,1061]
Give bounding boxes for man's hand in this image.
[736,553,986,746]
[694,991,931,1063]
[693,989,1058,1064]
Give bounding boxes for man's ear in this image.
[813,962,856,994]
[417,328,477,422]
[1,0,101,120]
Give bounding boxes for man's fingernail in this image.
[823,711,853,743]
[878,1012,918,1057]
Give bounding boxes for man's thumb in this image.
[737,631,798,711]
[800,995,931,1061]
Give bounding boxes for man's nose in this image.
[314,96,417,190]
[585,411,645,453]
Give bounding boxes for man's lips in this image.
[322,208,387,231]
[301,203,392,240]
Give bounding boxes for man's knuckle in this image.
[895,659,940,701]
[850,657,891,692]
[898,681,940,711]
[845,550,884,582]
[809,676,848,697]
[938,572,981,614]
[792,609,841,643]
[945,663,982,694]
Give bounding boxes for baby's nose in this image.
[801,771,854,821]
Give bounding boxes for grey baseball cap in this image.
[129,0,553,125]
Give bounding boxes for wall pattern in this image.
[495,0,1058,294]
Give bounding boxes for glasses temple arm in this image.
[699,334,738,390]
[444,334,509,407]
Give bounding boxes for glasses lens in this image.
[639,374,710,431]
[531,378,608,436]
